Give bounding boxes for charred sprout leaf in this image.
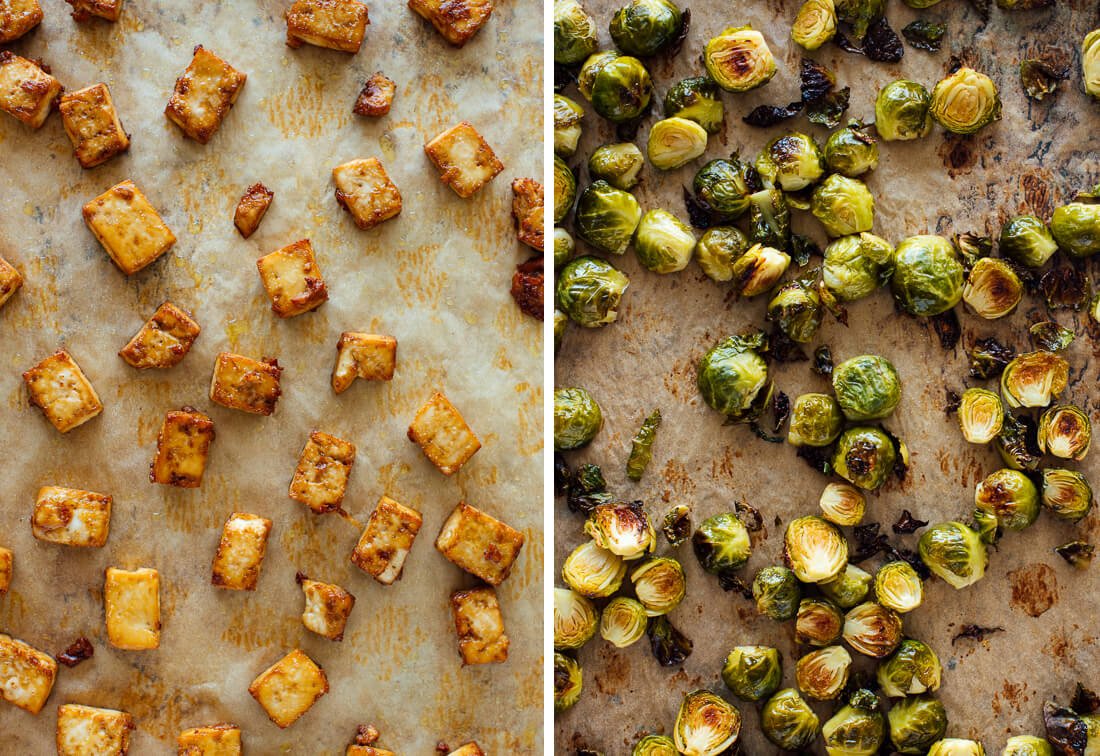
[893,510,929,534]
[1020,58,1069,101]
[813,345,835,377]
[647,615,693,666]
[568,490,613,515]
[801,58,837,102]
[954,233,992,269]
[772,391,791,434]
[792,234,823,268]
[684,186,716,229]
[743,102,803,127]
[737,501,764,532]
[836,0,885,41]
[1030,321,1075,352]
[968,337,1015,379]
[555,454,572,496]
[1055,541,1094,569]
[902,20,945,52]
[862,17,904,63]
[573,463,606,494]
[627,409,662,481]
[1071,684,1100,715]
[1041,267,1092,310]
[798,444,834,475]
[945,389,962,414]
[996,413,1043,471]
[951,624,1004,645]
[57,637,94,668]
[807,87,851,129]
[834,31,863,54]
[931,310,961,350]
[718,571,755,599]
[1043,702,1089,756]
[662,504,692,546]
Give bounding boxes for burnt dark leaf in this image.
[931,309,961,350]
[772,391,790,434]
[791,234,822,267]
[568,490,613,515]
[662,505,693,547]
[893,510,929,534]
[947,55,964,75]
[954,232,993,270]
[554,453,572,497]
[1055,541,1094,570]
[797,444,833,475]
[751,422,784,443]
[944,389,961,414]
[736,501,764,532]
[806,86,851,129]
[800,58,837,103]
[1044,702,1089,756]
[862,17,904,62]
[1020,58,1070,101]
[572,463,606,495]
[717,572,754,600]
[616,114,647,143]
[851,523,889,563]
[1071,683,1100,715]
[817,282,849,327]
[902,19,946,52]
[1029,321,1075,352]
[743,102,803,128]
[554,63,579,92]
[968,337,1015,379]
[952,624,1005,644]
[812,345,834,378]
[647,615,693,666]
[666,8,691,58]
[1041,266,1092,310]
[770,331,809,363]
[995,413,1043,472]
[684,186,716,229]
[834,31,864,54]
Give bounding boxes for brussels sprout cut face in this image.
[609,0,684,57]
[705,26,777,92]
[974,468,1040,532]
[756,133,826,192]
[1086,29,1100,99]
[695,226,749,282]
[843,602,903,658]
[554,386,603,450]
[919,521,988,589]
[819,483,866,527]
[554,155,577,224]
[554,0,599,64]
[630,557,686,616]
[591,56,654,123]
[584,502,656,559]
[554,95,584,158]
[732,244,791,298]
[833,426,897,491]
[599,596,649,648]
[693,512,752,573]
[819,564,872,609]
[999,215,1058,268]
[927,739,987,756]
[963,257,1023,319]
[722,646,783,702]
[796,598,844,646]
[792,0,837,51]
[635,209,697,273]
[562,539,628,598]
[832,355,901,421]
[784,515,848,583]
[823,232,895,302]
[957,388,1004,444]
[1002,736,1054,756]
[788,393,844,447]
[822,689,886,756]
[576,180,643,255]
[875,80,933,141]
[888,696,948,755]
[554,587,599,650]
[633,734,678,756]
[891,235,965,316]
[647,118,708,171]
[1000,351,1069,409]
[1041,468,1094,522]
[1038,405,1091,460]
[812,175,875,238]
[762,688,821,750]
[674,690,742,756]
[1051,202,1100,259]
[557,256,630,328]
[664,77,725,134]
[752,566,802,621]
[697,334,771,422]
[554,652,584,711]
[693,158,758,221]
[874,561,924,613]
[930,67,1001,135]
[796,645,852,700]
[589,143,645,190]
[877,638,942,697]
[825,124,879,177]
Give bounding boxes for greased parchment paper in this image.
[0,1,543,751]
[556,2,1099,753]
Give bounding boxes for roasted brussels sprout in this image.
[633,734,678,756]
[554,652,583,711]
[823,232,895,302]
[874,561,924,614]
[843,602,902,658]
[1038,405,1091,460]
[824,123,879,177]
[785,515,849,583]
[647,118,708,171]
[756,133,826,192]
[704,26,776,92]
[1041,468,1094,522]
[875,80,933,141]
[576,181,642,255]
[693,512,752,573]
[919,521,988,589]
[768,278,824,344]
[584,502,656,559]
[588,54,654,123]
[974,468,1040,532]
[957,388,1004,444]
[999,215,1058,268]
[562,539,628,598]
[630,557,686,616]
[588,143,645,190]
[733,244,791,297]
[891,235,965,316]
[554,387,603,450]
[812,175,874,238]
[788,393,844,447]
[557,256,630,328]
[752,566,802,621]
[599,596,648,648]
[963,257,1023,319]
[877,638,942,697]
[796,645,852,701]
[889,696,948,755]
[971,506,1000,546]
[929,67,1001,135]
[634,209,696,273]
[819,483,866,527]
[834,0,884,38]
[692,158,758,221]
[1044,702,1100,756]
[1000,351,1069,409]
[674,690,742,756]
[662,504,692,546]
[697,333,771,422]
[1002,736,1053,756]
[578,50,620,99]
[1050,201,1100,258]
[928,739,987,756]
[762,688,821,750]
[832,355,901,422]
[554,227,575,268]
[797,598,844,646]
[554,155,577,224]
[792,0,837,51]
[823,689,886,756]
[722,645,783,702]
[554,0,599,64]
[664,77,724,134]
[833,427,897,491]
[695,226,749,282]
[554,587,599,650]
[554,95,584,158]
[748,188,791,249]
[609,0,683,57]
[819,564,873,609]
[1086,29,1100,99]
[554,308,568,353]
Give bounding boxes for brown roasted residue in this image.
[1009,563,1059,617]
[57,637,94,667]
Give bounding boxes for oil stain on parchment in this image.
[1008,563,1058,617]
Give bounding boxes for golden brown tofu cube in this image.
[511,177,544,251]
[82,180,177,275]
[424,122,503,199]
[353,72,394,117]
[211,512,272,591]
[23,350,103,434]
[435,502,524,586]
[332,332,396,393]
[209,352,282,415]
[348,747,396,756]
[57,704,134,755]
[150,407,215,488]
[59,83,130,169]
[332,158,402,230]
[408,0,492,46]
[65,0,123,22]
[177,723,241,755]
[451,586,508,665]
[0,547,10,594]
[0,634,56,714]
[447,744,485,756]
[32,486,112,548]
[407,391,481,475]
[350,496,422,584]
[0,0,42,44]
[0,254,23,310]
[234,182,273,238]
[248,649,329,729]
[104,567,160,651]
[257,239,329,318]
[288,430,356,514]
[164,45,246,144]
[0,52,61,129]
[119,302,201,369]
[297,574,355,641]
[285,0,369,53]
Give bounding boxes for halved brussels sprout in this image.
[576,180,642,255]
[696,227,749,282]
[693,158,758,221]
[554,0,599,64]
[823,232,895,302]
[877,638,942,697]
[633,734,678,756]
[590,55,654,123]
[554,308,568,353]
[796,645,852,701]
[1000,351,1069,409]
[958,388,1004,444]
[788,393,844,448]
[693,512,752,573]
[557,256,630,328]
[930,67,1001,135]
[963,257,1023,319]
[762,688,821,750]
[1038,405,1092,460]
[1050,201,1100,258]
[928,739,987,756]
[875,80,933,141]
[755,133,826,192]
[874,561,924,614]
[599,596,648,648]
[704,26,777,92]
[832,355,901,422]
[733,244,791,297]
[554,587,599,650]
[752,565,802,621]
[819,483,866,526]
[919,521,988,589]
[609,0,683,57]
[630,556,686,616]
[785,515,849,583]
[975,468,1040,532]
[889,696,948,755]
[647,118,708,171]
[554,156,577,224]
[554,227,575,268]
[554,95,585,158]
[843,602,902,658]
[562,539,628,598]
[697,333,771,422]
[664,76,725,134]
[554,387,603,450]
[748,188,791,249]
[796,598,844,646]
[674,690,742,756]
[554,652,583,711]
[1041,468,1094,522]
[635,209,696,273]
[792,0,837,51]
[819,564,873,609]
[891,235,965,316]
[768,278,823,344]
[1002,736,1053,756]
[823,689,886,756]
[589,143,645,190]
[812,175,874,238]
[585,502,656,559]
[825,123,879,177]
[662,504,692,546]
[1086,29,1100,99]
[722,645,783,702]
[999,215,1058,268]
[833,427,897,491]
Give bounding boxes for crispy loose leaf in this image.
[1072,684,1100,715]
[647,615,693,666]
[931,310,961,350]
[626,409,662,481]
[1040,266,1092,310]
[1055,541,1094,570]
[743,102,803,127]
[57,637,94,668]
[1029,321,1075,352]
[812,345,834,378]
[954,232,993,271]
[1020,58,1070,101]
[953,624,1005,644]
[968,337,1015,379]
[902,19,946,52]
[792,234,822,268]
[807,87,851,128]
[801,59,837,102]
[554,453,571,496]
[893,510,929,534]
[736,501,764,532]
[944,388,961,414]
[1044,702,1089,756]
[662,505,692,547]
[683,186,716,229]
[862,17,904,62]
[717,571,754,599]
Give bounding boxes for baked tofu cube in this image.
[407,391,481,475]
[211,513,273,591]
[288,430,355,514]
[209,352,282,415]
[164,46,247,144]
[408,0,492,46]
[346,725,394,756]
[297,574,356,641]
[234,182,273,238]
[82,180,177,275]
[350,496,422,584]
[57,704,134,755]
[119,302,201,369]
[0,52,61,129]
[177,723,241,755]
[348,747,395,756]
[150,407,215,488]
[0,255,22,309]
[285,0,369,53]
[256,239,329,318]
[353,72,395,117]
[0,634,56,714]
[435,502,524,586]
[0,0,43,44]
[59,83,130,169]
[332,332,396,393]
[104,567,160,651]
[511,177,544,251]
[0,547,10,594]
[248,649,329,729]
[23,349,103,433]
[424,122,503,198]
[332,158,402,230]
[451,586,508,665]
[32,486,112,548]
[65,0,123,22]
[447,744,485,756]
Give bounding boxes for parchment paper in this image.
[556,2,1099,753]
[0,1,543,752]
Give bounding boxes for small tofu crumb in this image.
[0,52,62,129]
[0,633,56,715]
[297,574,356,641]
[511,177,544,251]
[424,121,504,198]
[56,637,94,668]
[32,486,112,548]
[353,72,395,117]
[119,302,200,369]
[82,179,177,275]
[408,0,493,46]
[435,501,524,585]
[150,407,215,488]
[256,239,329,318]
[65,0,123,22]
[332,158,402,230]
[234,183,274,238]
[332,332,397,393]
[451,586,509,665]
[407,391,481,475]
[447,743,486,756]
[285,0,370,53]
[0,547,10,594]
[211,512,273,591]
[0,255,23,310]
[0,1,44,45]
[59,83,130,168]
[511,257,543,321]
[288,430,356,514]
[104,567,160,651]
[348,724,395,755]
[248,649,329,729]
[350,496,423,584]
[209,352,282,415]
[23,349,103,433]
[177,723,241,755]
[164,45,246,144]
[56,704,134,755]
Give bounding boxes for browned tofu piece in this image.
[350,496,422,584]
[209,352,282,415]
[23,350,103,433]
[211,512,272,591]
[332,332,396,393]
[447,744,486,756]
[408,0,492,46]
[177,723,241,755]
[511,177,544,251]
[65,0,123,22]
[57,704,134,754]
[0,547,10,594]
[435,502,524,585]
[407,391,481,475]
[353,72,394,117]
[332,158,402,230]
[256,239,329,318]
[288,430,355,514]
[348,747,395,756]
[234,182,273,238]
[248,649,329,729]
[0,255,23,310]
[165,45,246,144]
[0,633,56,714]
[297,574,356,641]
[32,486,112,548]
[0,0,42,44]
[346,725,394,756]
[150,407,215,488]
[0,52,61,128]
[424,121,503,198]
[82,180,177,275]
[104,567,160,651]
[119,302,201,369]
[59,83,130,169]
[451,586,508,665]
[285,0,369,53]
